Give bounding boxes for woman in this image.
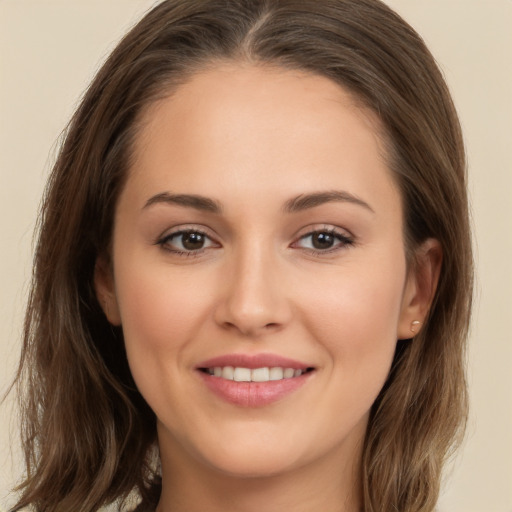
[11,0,473,511]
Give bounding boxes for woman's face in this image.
[97,64,426,480]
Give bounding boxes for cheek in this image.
[297,252,406,375]
[308,277,402,329]
[296,260,406,435]
[112,262,222,422]
[112,259,215,371]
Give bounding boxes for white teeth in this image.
[251,367,270,382]
[269,367,284,380]
[233,367,251,382]
[209,366,306,382]
[221,366,234,380]
[283,368,295,379]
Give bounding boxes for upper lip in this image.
[197,353,313,370]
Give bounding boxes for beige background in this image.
[1,1,511,511]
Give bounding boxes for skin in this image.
[96,64,440,512]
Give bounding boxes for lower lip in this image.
[198,371,312,407]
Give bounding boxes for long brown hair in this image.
[11,1,473,510]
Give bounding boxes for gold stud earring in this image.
[410,320,421,334]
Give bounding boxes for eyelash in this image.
[155,227,354,257]
[293,228,354,254]
[156,228,217,257]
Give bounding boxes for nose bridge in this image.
[216,237,290,335]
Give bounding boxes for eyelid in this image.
[156,223,216,240]
[291,225,355,253]
[155,225,221,254]
[293,224,354,241]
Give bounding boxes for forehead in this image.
[124,63,399,216]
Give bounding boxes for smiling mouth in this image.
[199,366,315,382]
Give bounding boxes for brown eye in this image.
[295,229,353,252]
[158,229,218,254]
[311,232,336,250]
[182,232,206,250]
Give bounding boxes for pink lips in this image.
[196,353,314,407]
[198,353,310,370]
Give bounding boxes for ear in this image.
[94,255,122,326]
[397,238,442,339]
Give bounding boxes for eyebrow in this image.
[143,192,222,213]
[283,190,374,214]
[143,189,373,215]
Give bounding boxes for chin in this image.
[181,428,308,479]
[203,450,301,479]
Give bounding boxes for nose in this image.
[214,244,292,337]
